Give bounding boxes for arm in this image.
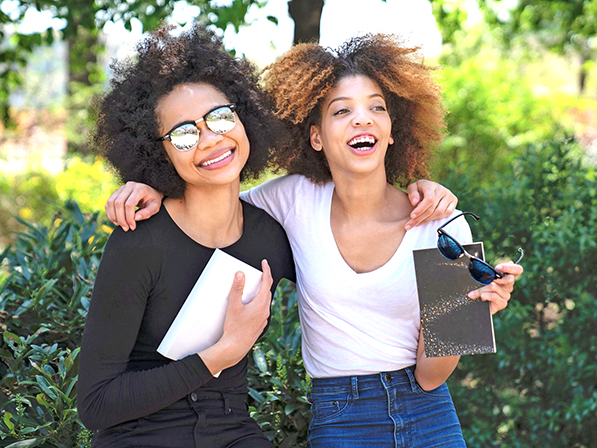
[405,180,458,230]
[414,262,524,390]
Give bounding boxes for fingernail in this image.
[236,272,243,280]
[405,224,411,231]
[468,291,476,299]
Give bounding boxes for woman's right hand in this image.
[198,259,273,376]
[106,182,163,231]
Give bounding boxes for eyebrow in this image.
[327,93,385,110]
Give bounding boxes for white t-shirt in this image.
[241,174,472,378]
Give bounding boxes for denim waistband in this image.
[309,365,416,396]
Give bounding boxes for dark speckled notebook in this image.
[413,243,496,358]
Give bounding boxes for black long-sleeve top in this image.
[77,201,295,430]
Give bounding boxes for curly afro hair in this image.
[262,34,445,187]
[93,23,282,198]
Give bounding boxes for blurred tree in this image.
[477,0,597,94]
[0,0,263,135]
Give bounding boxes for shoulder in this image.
[244,174,308,198]
[103,206,170,254]
[241,200,287,236]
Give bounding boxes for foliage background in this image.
[1,1,596,447]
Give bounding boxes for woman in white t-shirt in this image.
[105,34,523,447]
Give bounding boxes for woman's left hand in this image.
[468,262,524,314]
[405,179,458,230]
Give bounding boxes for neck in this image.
[164,182,243,248]
[331,169,393,221]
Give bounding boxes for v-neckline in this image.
[323,183,415,277]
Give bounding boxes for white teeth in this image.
[200,150,232,166]
[348,135,376,149]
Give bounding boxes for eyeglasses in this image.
[158,103,237,152]
[437,212,524,285]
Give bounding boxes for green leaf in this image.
[6,440,42,448]
[35,376,58,400]
[3,411,15,432]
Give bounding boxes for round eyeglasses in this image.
[158,104,237,152]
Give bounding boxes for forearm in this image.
[414,330,460,391]
[78,339,213,430]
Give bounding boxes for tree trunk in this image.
[579,54,588,94]
[288,0,324,44]
[65,22,103,155]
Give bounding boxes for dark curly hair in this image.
[93,23,281,198]
[263,34,445,187]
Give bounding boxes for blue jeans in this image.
[307,366,466,448]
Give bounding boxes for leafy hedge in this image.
[1,138,596,447]
[444,138,597,447]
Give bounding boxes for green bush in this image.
[248,280,310,447]
[0,156,118,248]
[443,138,597,447]
[434,48,574,186]
[0,201,108,447]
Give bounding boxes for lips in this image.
[347,134,377,151]
[198,148,234,167]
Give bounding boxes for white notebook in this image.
[157,249,263,361]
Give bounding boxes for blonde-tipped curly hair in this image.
[263,34,445,186]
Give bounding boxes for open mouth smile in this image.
[347,135,377,151]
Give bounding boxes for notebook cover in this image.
[413,243,496,357]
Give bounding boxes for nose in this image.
[196,123,224,151]
[352,107,373,127]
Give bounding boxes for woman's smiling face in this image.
[309,74,394,180]
[157,83,250,191]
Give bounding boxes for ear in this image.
[310,125,323,152]
[389,135,394,145]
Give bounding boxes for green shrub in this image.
[443,138,597,447]
[435,49,574,186]
[248,280,310,447]
[0,201,108,447]
[0,156,118,248]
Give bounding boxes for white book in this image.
[157,249,263,361]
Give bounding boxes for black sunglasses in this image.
[158,103,237,152]
[437,212,524,285]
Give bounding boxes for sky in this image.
[2,0,446,67]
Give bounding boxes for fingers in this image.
[468,263,522,314]
[225,271,246,317]
[405,180,458,230]
[258,259,274,294]
[105,181,164,231]
[135,198,161,223]
[495,262,524,278]
[406,182,421,206]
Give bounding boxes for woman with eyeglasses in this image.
[102,33,523,446]
[77,25,297,447]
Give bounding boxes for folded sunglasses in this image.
[437,212,524,285]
